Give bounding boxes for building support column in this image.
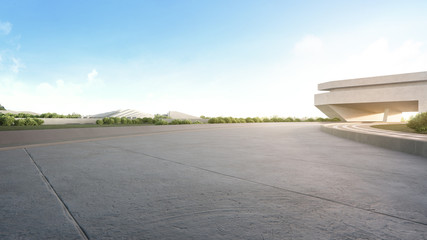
[419,101,427,113]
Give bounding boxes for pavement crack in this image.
[23,148,90,240]
[96,142,427,227]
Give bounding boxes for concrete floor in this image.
[0,123,426,239]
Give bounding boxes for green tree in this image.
[121,117,129,124]
[407,112,427,133]
[0,115,14,126]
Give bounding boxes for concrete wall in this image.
[315,71,427,122]
[40,118,101,125]
[321,125,427,158]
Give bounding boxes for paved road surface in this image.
[1,123,426,239]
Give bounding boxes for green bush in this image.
[170,119,181,125]
[0,115,15,126]
[284,117,294,122]
[170,119,193,125]
[223,117,232,123]
[14,119,25,126]
[24,118,38,126]
[253,117,262,123]
[237,118,246,123]
[17,113,33,118]
[34,118,44,125]
[208,118,218,124]
[113,117,121,124]
[38,112,80,118]
[407,112,427,133]
[96,119,103,125]
[193,121,203,124]
[40,112,60,118]
[103,117,115,124]
[245,117,254,123]
[121,117,129,124]
[154,119,168,125]
[66,113,81,118]
[142,117,153,124]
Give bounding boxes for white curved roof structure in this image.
[315,71,427,122]
[167,111,201,120]
[90,109,154,119]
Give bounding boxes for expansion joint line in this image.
[23,148,90,240]
[97,142,427,227]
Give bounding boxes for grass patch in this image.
[0,124,153,131]
[371,124,418,133]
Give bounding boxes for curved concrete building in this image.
[167,111,201,120]
[315,71,427,122]
[90,109,154,119]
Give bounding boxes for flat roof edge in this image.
[318,71,427,91]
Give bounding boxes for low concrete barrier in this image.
[40,118,101,125]
[321,125,427,158]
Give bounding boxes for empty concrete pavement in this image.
[1,123,426,239]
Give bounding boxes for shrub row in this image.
[98,117,156,125]
[407,112,427,133]
[0,112,81,119]
[38,113,82,118]
[169,119,203,125]
[0,115,44,126]
[207,116,340,124]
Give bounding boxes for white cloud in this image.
[10,57,24,73]
[87,69,103,86]
[36,82,54,92]
[327,38,427,79]
[294,35,323,55]
[88,69,98,82]
[0,21,12,35]
[0,69,107,115]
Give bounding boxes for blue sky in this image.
[1,1,426,117]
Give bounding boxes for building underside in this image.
[315,71,427,122]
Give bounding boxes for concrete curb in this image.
[321,125,427,158]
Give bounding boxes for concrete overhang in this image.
[318,71,427,91]
[315,71,427,122]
